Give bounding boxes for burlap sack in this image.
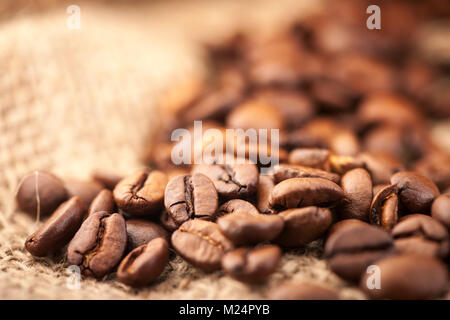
[0,0,447,300]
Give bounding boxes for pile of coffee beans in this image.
[17,1,450,299]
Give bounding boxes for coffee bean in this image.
[269,178,344,210]
[391,171,440,213]
[16,171,68,218]
[160,210,178,232]
[372,183,390,196]
[432,195,450,229]
[164,173,218,227]
[25,197,85,257]
[392,214,449,258]
[358,152,404,185]
[269,282,339,300]
[328,154,365,175]
[67,212,127,278]
[327,219,367,239]
[256,175,275,214]
[192,162,259,200]
[339,168,372,221]
[126,219,169,251]
[113,170,168,217]
[369,184,399,230]
[414,152,450,191]
[87,189,116,217]
[92,171,123,190]
[171,219,233,271]
[217,212,283,245]
[325,223,394,281]
[288,148,330,170]
[271,164,340,184]
[64,179,104,209]
[360,255,448,299]
[117,238,169,287]
[275,206,332,247]
[217,199,259,217]
[221,245,281,283]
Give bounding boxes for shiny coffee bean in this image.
[357,152,404,185]
[67,212,127,278]
[269,178,344,210]
[64,179,103,209]
[221,245,281,283]
[113,169,168,217]
[360,255,448,300]
[275,207,332,247]
[126,219,169,251]
[164,173,218,227]
[92,171,123,190]
[339,168,372,221]
[328,154,364,175]
[270,282,339,300]
[217,212,284,245]
[16,171,68,218]
[256,175,275,214]
[271,164,340,184]
[391,171,440,213]
[171,219,233,271]
[432,195,450,229]
[87,189,116,217]
[217,199,259,217]
[392,214,449,258]
[192,162,259,200]
[369,184,399,230]
[325,222,394,282]
[117,238,169,287]
[25,197,84,257]
[288,148,330,169]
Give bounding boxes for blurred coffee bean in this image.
[217,212,283,245]
[117,238,169,287]
[369,184,399,230]
[16,171,68,218]
[256,175,275,214]
[25,197,84,257]
[269,281,339,300]
[92,171,123,190]
[339,168,372,221]
[269,177,344,210]
[160,211,178,232]
[288,148,330,170]
[113,170,168,217]
[126,219,169,251]
[414,152,450,191]
[310,77,356,112]
[64,179,104,209]
[221,245,281,283]
[171,219,233,271]
[432,195,450,229]
[328,154,364,175]
[217,199,259,217]
[357,152,405,185]
[360,255,448,300]
[275,206,332,247]
[391,171,440,213]
[271,164,340,184]
[327,219,367,239]
[87,189,116,217]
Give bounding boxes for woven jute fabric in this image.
[0,0,447,300]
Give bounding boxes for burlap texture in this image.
[0,0,447,300]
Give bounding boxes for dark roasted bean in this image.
[271,164,340,184]
[126,219,169,251]
[256,175,275,214]
[369,184,399,229]
[339,168,372,221]
[87,189,116,217]
[432,195,450,229]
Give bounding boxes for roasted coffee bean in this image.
[339,168,372,221]
[113,170,168,217]
[217,199,259,217]
[64,179,104,209]
[192,162,259,200]
[328,154,364,175]
[432,195,450,229]
[17,171,68,218]
[360,255,448,300]
[358,152,404,185]
[126,219,169,251]
[325,222,394,282]
[269,282,339,300]
[271,164,340,184]
[164,173,218,227]
[390,171,440,213]
[67,212,127,278]
[256,175,275,214]
[92,171,123,190]
[217,212,283,245]
[270,178,344,210]
[288,148,330,170]
[25,197,84,257]
[369,184,399,230]
[414,152,450,191]
[327,219,367,239]
[275,207,332,247]
[372,184,390,196]
[221,245,281,283]
[160,210,178,232]
[117,238,169,287]
[87,189,116,217]
[392,214,449,258]
[171,219,233,271]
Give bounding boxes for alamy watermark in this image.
[66,265,81,290]
[366,5,381,30]
[365,265,381,290]
[67,5,81,30]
